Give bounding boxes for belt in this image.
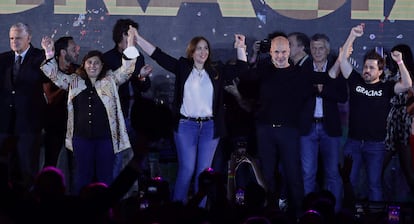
[314,117,323,123]
[180,115,213,122]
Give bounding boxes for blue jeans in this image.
[72,136,115,194]
[173,119,219,204]
[256,124,304,215]
[343,138,386,201]
[300,123,342,211]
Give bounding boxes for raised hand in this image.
[234,34,246,48]
[252,40,260,54]
[391,50,403,64]
[122,25,140,59]
[41,36,54,51]
[127,25,138,47]
[350,23,364,38]
[41,36,55,59]
[234,34,247,61]
[224,78,241,97]
[139,64,153,78]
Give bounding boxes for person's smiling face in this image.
[84,56,103,78]
[192,39,209,66]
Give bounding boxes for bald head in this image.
[270,36,290,68]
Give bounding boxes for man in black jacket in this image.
[299,33,348,212]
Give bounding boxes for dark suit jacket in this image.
[0,45,47,134]
[300,58,348,137]
[150,47,249,138]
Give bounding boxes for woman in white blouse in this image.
[134,31,248,205]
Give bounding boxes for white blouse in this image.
[180,67,213,118]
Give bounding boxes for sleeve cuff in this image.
[123,47,140,59]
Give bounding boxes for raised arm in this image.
[328,46,354,79]
[339,24,364,79]
[40,36,65,104]
[234,34,247,62]
[392,51,412,94]
[40,36,73,90]
[135,30,156,56]
[41,36,55,60]
[112,26,141,85]
[328,55,341,79]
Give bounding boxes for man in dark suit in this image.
[299,33,348,212]
[0,22,47,191]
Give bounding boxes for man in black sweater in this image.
[243,32,314,220]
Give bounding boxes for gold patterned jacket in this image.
[40,55,136,153]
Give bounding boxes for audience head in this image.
[198,167,228,209]
[9,22,32,54]
[310,33,330,64]
[143,176,170,206]
[298,209,324,224]
[79,182,108,200]
[32,166,66,201]
[302,190,336,224]
[265,209,294,224]
[112,18,139,51]
[76,50,108,80]
[186,36,212,67]
[54,36,79,64]
[79,182,114,223]
[242,216,272,224]
[198,167,219,192]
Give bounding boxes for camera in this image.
[259,39,271,53]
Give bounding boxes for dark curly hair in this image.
[112,18,138,45]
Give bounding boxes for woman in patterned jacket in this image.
[40,26,150,194]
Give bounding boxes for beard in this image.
[65,54,77,64]
[362,72,379,84]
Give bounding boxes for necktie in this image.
[13,55,22,82]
